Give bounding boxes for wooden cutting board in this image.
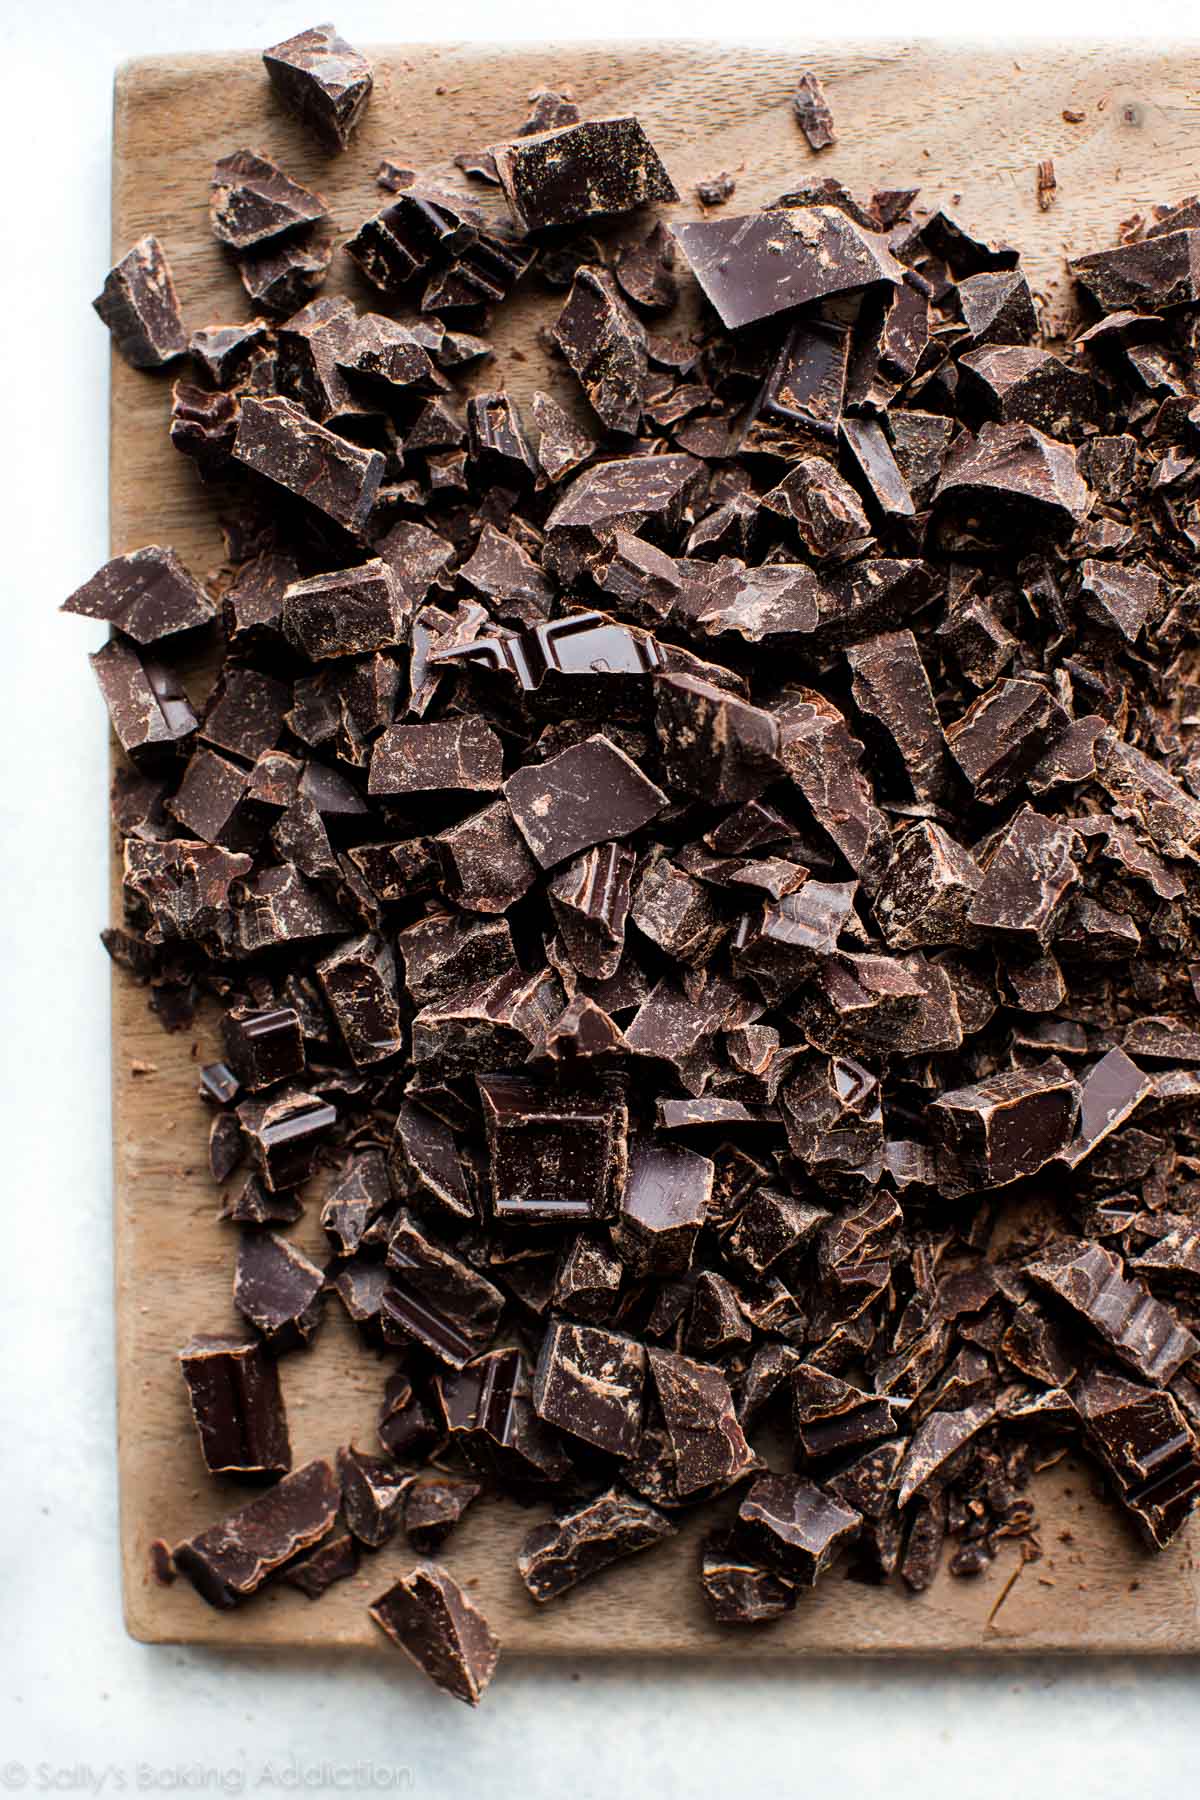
[111,39,1200,1652]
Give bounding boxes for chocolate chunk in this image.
[178,1334,291,1478]
[239,233,332,314]
[611,1139,712,1276]
[1077,559,1161,641]
[958,346,1094,434]
[233,397,384,534]
[1028,1240,1198,1385]
[491,116,676,232]
[791,1365,908,1465]
[234,1229,325,1352]
[958,268,1038,345]
[435,1347,572,1490]
[1070,229,1200,312]
[369,716,504,796]
[673,207,900,332]
[174,1458,338,1609]
[1093,732,1200,860]
[968,807,1079,942]
[1060,1048,1153,1168]
[631,857,729,967]
[467,393,538,486]
[946,678,1069,804]
[222,1004,306,1092]
[377,1371,441,1461]
[519,1486,675,1601]
[405,1476,482,1552]
[282,561,404,661]
[647,1348,755,1494]
[320,1150,391,1257]
[1124,1017,1200,1062]
[544,452,702,581]
[548,842,636,981]
[774,691,889,883]
[738,1474,860,1586]
[410,966,565,1078]
[93,236,186,368]
[479,1074,628,1224]
[262,23,373,151]
[505,734,666,869]
[435,801,539,914]
[699,1528,797,1623]
[383,1209,505,1367]
[875,822,982,948]
[210,149,327,249]
[728,1190,828,1278]
[338,1444,413,1547]
[793,72,836,151]
[896,1402,997,1507]
[839,417,915,519]
[65,546,214,643]
[315,933,403,1066]
[280,1528,358,1598]
[189,321,270,387]
[615,222,679,314]
[933,423,1091,546]
[654,676,781,804]
[554,267,646,434]
[236,1086,337,1191]
[762,459,872,563]
[532,1320,647,1456]
[932,1064,1078,1189]
[846,630,949,804]
[90,638,198,758]
[553,1233,624,1321]
[390,1099,473,1223]
[369,1563,499,1707]
[1072,1368,1200,1548]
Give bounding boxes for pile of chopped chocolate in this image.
[76,24,1200,1705]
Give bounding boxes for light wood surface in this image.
[111,40,1200,1652]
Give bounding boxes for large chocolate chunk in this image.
[178,1335,291,1478]
[505,734,666,869]
[532,1320,647,1456]
[410,967,564,1077]
[383,1209,505,1368]
[316,932,403,1066]
[490,116,677,231]
[673,207,901,331]
[479,1074,628,1224]
[554,267,646,434]
[94,236,187,368]
[611,1139,713,1276]
[436,1347,572,1490]
[548,842,636,981]
[648,1348,755,1495]
[932,1064,1078,1189]
[210,149,327,249]
[174,1458,338,1608]
[282,561,404,661]
[1070,229,1200,312]
[967,807,1079,942]
[90,639,198,758]
[654,676,781,804]
[338,1445,413,1548]
[946,678,1069,805]
[262,23,373,150]
[369,1563,499,1706]
[64,546,214,643]
[222,1004,306,1092]
[874,822,981,949]
[775,690,889,883]
[321,1150,392,1257]
[932,422,1090,545]
[700,1530,798,1623]
[234,1229,325,1352]
[737,1474,860,1586]
[1071,1369,1200,1547]
[519,1487,675,1601]
[1028,1240,1198,1386]
[369,717,504,796]
[232,397,384,534]
[846,630,949,805]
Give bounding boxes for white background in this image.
[2,3,1198,1793]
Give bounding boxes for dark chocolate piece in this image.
[390,1099,474,1222]
[93,236,186,368]
[369,1563,499,1706]
[648,1348,755,1495]
[1027,1240,1198,1385]
[262,23,373,150]
[518,1486,675,1602]
[233,397,384,534]
[490,116,677,232]
[210,149,327,249]
[793,73,836,150]
[282,561,404,661]
[532,1320,647,1456]
[655,676,781,804]
[933,422,1091,546]
[369,716,504,796]
[178,1334,291,1478]
[554,267,646,434]
[435,1347,572,1490]
[280,1528,358,1599]
[700,1528,797,1623]
[1072,1369,1200,1548]
[737,1474,860,1586]
[479,1074,628,1224]
[405,1476,482,1552]
[321,1150,391,1256]
[673,207,900,331]
[315,932,403,1066]
[946,678,1069,805]
[234,1229,325,1352]
[968,807,1079,942]
[611,1139,713,1276]
[174,1458,338,1608]
[505,734,666,869]
[90,638,198,758]
[382,1209,505,1368]
[65,546,214,643]
[1070,229,1200,312]
[222,1005,305,1092]
[932,1064,1078,1189]
[846,630,949,805]
[548,842,636,981]
[338,1444,413,1547]
[239,233,333,315]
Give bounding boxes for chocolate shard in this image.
[490,116,677,232]
[238,233,333,315]
[1093,732,1200,860]
[93,235,187,368]
[369,1563,499,1707]
[554,266,647,434]
[932,422,1091,546]
[727,1190,829,1278]
[1027,1239,1198,1386]
[315,932,403,1067]
[505,734,667,870]
[957,268,1038,345]
[262,23,373,151]
[846,629,950,805]
[479,1073,629,1225]
[737,1473,860,1586]
[896,1401,998,1508]
[967,807,1080,942]
[630,856,729,967]
[838,417,915,519]
[90,638,198,758]
[377,1371,441,1462]
[611,1139,713,1276]
[209,149,327,250]
[518,1486,675,1602]
[673,206,901,332]
[774,690,890,884]
[647,1348,756,1495]
[178,1334,291,1478]
[875,822,982,948]
[467,393,538,486]
[436,801,539,915]
[232,396,385,534]
[791,1364,909,1465]
[958,345,1095,434]
[402,1475,480,1553]
[64,546,215,643]
[222,1004,306,1092]
[945,678,1070,805]
[390,1098,473,1223]
[543,452,703,582]
[654,675,782,804]
[321,1149,391,1257]
[1070,229,1200,312]
[410,966,565,1078]
[1059,1048,1153,1169]
[532,1320,647,1456]
[234,1229,325,1352]
[435,1346,572,1490]
[236,1086,337,1193]
[699,1528,798,1623]
[280,1528,358,1599]
[282,560,404,661]
[369,716,504,797]
[553,1233,624,1321]
[793,72,836,151]
[383,1209,505,1368]
[762,459,873,563]
[189,321,270,386]
[173,1458,339,1609]
[1071,1368,1200,1548]
[932,1063,1079,1189]
[1076,559,1161,642]
[548,842,637,981]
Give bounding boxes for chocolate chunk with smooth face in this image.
[519,1486,675,1602]
[239,232,333,314]
[615,221,679,314]
[647,1349,755,1495]
[1071,1369,1200,1548]
[654,676,782,804]
[369,716,504,796]
[690,564,821,644]
[377,1372,442,1462]
[479,1074,628,1225]
[189,321,270,387]
[234,1229,325,1352]
[957,268,1038,345]
[505,734,666,869]
[1070,229,1200,312]
[383,1209,505,1368]
[846,630,949,804]
[888,411,954,506]
[178,1334,291,1478]
[1059,1048,1153,1168]
[1028,1239,1198,1385]
[490,116,677,232]
[758,317,850,438]
[548,842,636,981]
[532,1320,647,1456]
[838,417,915,518]
[236,1086,337,1191]
[280,1528,358,1599]
[282,561,404,661]
[435,1347,572,1489]
[222,1004,306,1091]
[64,546,215,643]
[1124,1017,1200,1062]
[201,668,289,765]
[543,453,703,581]
[398,914,514,1010]
[338,1445,413,1547]
[1093,732,1200,860]
[174,1458,338,1609]
[793,72,836,150]
[968,807,1079,941]
[410,966,564,1078]
[554,267,646,434]
[728,1190,829,1278]
[946,678,1069,804]
[738,1474,860,1586]
[93,236,187,368]
[631,858,729,967]
[896,1402,998,1508]
[370,1562,499,1707]
[315,933,403,1067]
[762,459,872,563]
[436,801,539,914]
[321,1149,391,1256]
[262,23,373,150]
[774,691,890,883]
[167,747,258,849]
[170,381,239,473]
[673,207,901,331]
[700,1528,798,1623]
[1077,559,1161,641]
[233,397,384,534]
[209,149,327,249]
[932,1063,1079,1189]
[209,1109,244,1186]
[932,422,1091,546]
[611,1139,712,1276]
[90,638,198,758]
[553,1233,624,1321]
[791,1365,909,1465]
[389,1099,474,1222]
[531,389,596,485]
[875,822,982,948]
[404,1476,481,1552]
[466,393,538,487]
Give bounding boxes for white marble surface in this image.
[2,2,1197,1791]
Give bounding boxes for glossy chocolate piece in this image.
[793,72,836,150]
[382,1209,505,1368]
[233,397,384,534]
[369,1563,499,1707]
[846,630,949,805]
[648,1348,755,1495]
[505,733,666,869]
[210,149,327,249]
[222,1004,305,1092]
[519,1486,675,1602]
[533,1320,647,1456]
[178,1334,291,1478]
[548,842,636,981]
[933,1064,1078,1189]
[321,1149,391,1256]
[728,1191,828,1279]
[1027,1239,1198,1385]
[478,1074,628,1224]
[405,1476,482,1552]
[369,716,504,796]
[1071,1369,1200,1548]
[737,1474,860,1586]
[1070,229,1200,312]
[654,676,781,804]
[875,822,981,948]
[174,1458,338,1610]
[389,1099,474,1222]
[236,1086,337,1191]
[491,116,676,232]
[933,422,1091,546]
[94,236,187,368]
[262,23,373,151]
[233,1229,325,1352]
[338,1444,413,1547]
[946,678,1069,804]
[280,1528,358,1599]
[674,206,900,331]
[65,546,214,643]
[611,1139,713,1277]
[435,1347,572,1490]
[315,932,403,1066]
[90,638,198,758]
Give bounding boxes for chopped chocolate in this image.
[93,236,186,369]
[174,1458,339,1609]
[90,639,198,758]
[262,23,373,151]
[383,1209,505,1368]
[519,1486,675,1601]
[846,630,949,805]
[233,396,384,534]
[505,734,666,869]
[236,1086,336,1191]
[737,1473,860,1586]
[478,1074,628,1225]
[793,72,836,151]
[210,149,327,249]
[369,716,504,796]
[946,678,1069,805]
[390,1098,474,1222]
[65,545,214,644]
[178,1334,291,1479]
[532,1320,647,1456]
[234,1229,325,1352]
[554,266,646,434]
[280,1528,358,1598]
[338,1444,413,1547]
[1072,1368,1200,1548]
[405,1476,482,1552]
[315,932,403,1066]
[320,1150,391,1256]
[647,1348,755,1494]
[370,1563,499,1706]
[1028,1240,1198,1385]
[673,207,900,332]
[611,1140,712,1276]
[968,807,1079,942]
[933,422,1091,547]
[1070,229,1200,312]
[655,676,781,803]
[699,1528,797,1622]
[436,1346,572,1490]
[792,1365,908,1465]
[222,1005,305,1093]
[238,233,333,315]
[548,842,636,981]
[933,1064,1079,1189]
[490,116,677,232]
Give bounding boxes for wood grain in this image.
[110,40,1200,1652]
